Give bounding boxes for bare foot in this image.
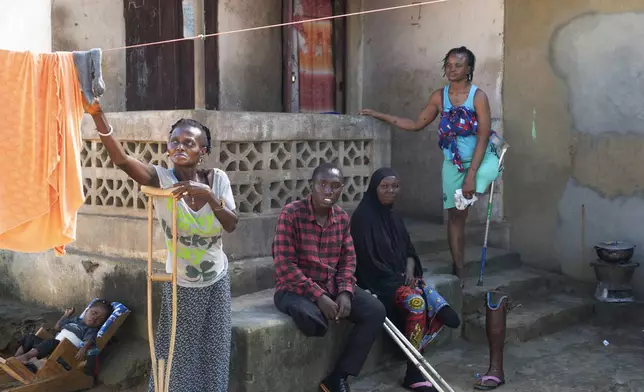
[13,354,30,364]
[452,264,466,288]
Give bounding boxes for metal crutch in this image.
[477,136,510,286]
[141,186,179,392]
[383,318,456,392]
[370,293,456,392]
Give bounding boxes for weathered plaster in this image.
[352,0,505,222]
[551,12,644,135]
[504,0,644,296]
[52,0,126,112]
[50,0,282,112]
[218,0,283,112]
[555,179,644,289]
[571,134,644,198]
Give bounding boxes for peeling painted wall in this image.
[51,0,126,112]
[504,0,644,296]
[0,0,52,52]
[349,0,505,222]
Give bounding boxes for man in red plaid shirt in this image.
[272,163,386,392]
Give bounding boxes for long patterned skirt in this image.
[394,279,448,351]
[149,276,231,392]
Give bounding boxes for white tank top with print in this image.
[152,166,236,288]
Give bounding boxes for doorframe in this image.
[204,0,220,110]
[332,0,346,114]
[282,0,297,113]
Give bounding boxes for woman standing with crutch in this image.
[84,101,238,392]
[360,46,501,289]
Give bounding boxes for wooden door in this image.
[204,0,219,110]
[283,0,346,114]
[124,0,195,111]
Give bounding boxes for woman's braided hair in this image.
[442,46,476,82]
[168,118,212,154]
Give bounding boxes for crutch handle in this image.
[150,273,173,282]
[141,185,178,198]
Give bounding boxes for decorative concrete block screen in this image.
[79,111,391,218]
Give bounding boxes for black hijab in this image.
[350,168,423,300]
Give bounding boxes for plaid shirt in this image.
[272,196,357,301]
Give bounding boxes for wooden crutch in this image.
[141,186,179,392]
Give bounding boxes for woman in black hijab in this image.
[351,168,460,392]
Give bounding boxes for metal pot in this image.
[594,241,635,263]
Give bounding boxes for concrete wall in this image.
[504,0,644,296]
[350,0,505,222]
[0,110,392,339]
[0,0,52,52]
[52,0,126,112]
[218,0,283,112]
[49,0,282,112]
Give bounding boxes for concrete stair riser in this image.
[229,221,513,298]
[229,275,462,392]
[410,222,510,255]
[421,248,521,278]
[460,269,551,315]
[229,257,274,297]
[462,294,595,344]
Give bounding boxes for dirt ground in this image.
[2,298,643,392]
[0,299,60,357]
[87,322,644,392]
[353,322,644,392]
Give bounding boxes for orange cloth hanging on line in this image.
[0,49,85,256]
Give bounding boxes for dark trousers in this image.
[19,334,60,359]
[274,287,386,377]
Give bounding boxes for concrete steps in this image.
[225,219,511,391]
[228,275,462,392]
[420,247,521,278]
[228,220,512,297]
[349,264,596,391]
[457,264,595,345]
[5,217,595,392]
[407,219,510,254]
[462,293,595,344]
[460,268,549,314]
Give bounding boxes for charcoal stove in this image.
[590,241,639,303]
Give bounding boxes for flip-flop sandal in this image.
[403,381,437,392]
[474,375,505,390]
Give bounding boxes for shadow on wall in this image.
[550,11,644,295]
[99,265,162,342]
[0,251,18,298]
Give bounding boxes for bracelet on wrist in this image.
[213,198,225,211]
[97,125,113,137]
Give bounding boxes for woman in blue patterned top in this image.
[359,46,500,288]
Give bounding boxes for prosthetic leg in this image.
[474,291,509,390]
[141,186,179,392]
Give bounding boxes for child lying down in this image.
[12,300,112,364]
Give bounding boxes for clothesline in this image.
[104,0,449,52]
